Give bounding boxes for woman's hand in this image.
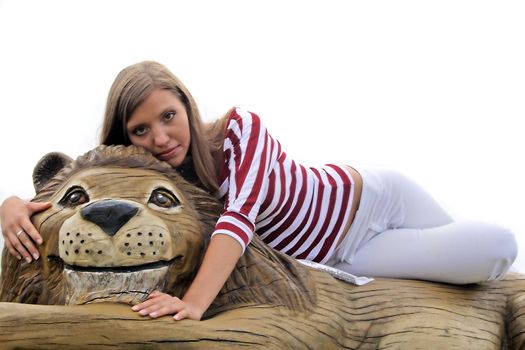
[0,196,51,262]
[131,235,243,322]
[131,291,205,321]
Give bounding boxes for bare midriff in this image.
[336,166,363,247]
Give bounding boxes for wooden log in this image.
[2,272,525,349]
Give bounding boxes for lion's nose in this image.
[80,200,139,236]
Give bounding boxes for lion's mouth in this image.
[49,255,183,305]
[63,255,183,273]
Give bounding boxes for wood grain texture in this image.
[2,271,525,349]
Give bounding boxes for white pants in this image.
[326,168,518,284]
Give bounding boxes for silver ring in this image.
[15,229,24,237]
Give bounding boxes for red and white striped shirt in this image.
[212,108,355,263]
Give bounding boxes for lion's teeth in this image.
[63,266,168,305]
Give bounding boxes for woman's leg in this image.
[331,169,518,284]
[383,170,454,228]
[332,221,517,284]
[332,169,455,264]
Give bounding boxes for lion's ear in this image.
[32,152,73,192]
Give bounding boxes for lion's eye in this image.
[59,187,89,207]
[148,188,179,209]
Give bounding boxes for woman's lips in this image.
[156,146,178,161]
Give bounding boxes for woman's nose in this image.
[153,128,170,147]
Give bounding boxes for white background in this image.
[1,1,524,270]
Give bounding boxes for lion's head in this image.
[1,145,315,316]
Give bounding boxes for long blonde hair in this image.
[100,61,227,194]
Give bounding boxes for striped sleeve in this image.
[211,108,280,252]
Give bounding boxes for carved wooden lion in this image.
[0,145,314,314]
[1,145,525,349]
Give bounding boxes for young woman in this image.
[0,61,518,321]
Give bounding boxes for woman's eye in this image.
[163,112,175,122]
[59,187,89,207]
[133,126,148,136]
[148,189,179,209]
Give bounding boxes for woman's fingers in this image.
[132,293,186,319]
[25,201,51,245]
[147,290,164,299]
[9,228,36,262]
[19,220,42,259]
[1,198,51,262]
[5,237,22,260]
[173,309,188,321]
[131,291,164,311]
[142,295,180,316]
[27,201,52,213]
[148,302,180,318]
[9,219,42,262]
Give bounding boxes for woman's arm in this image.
[131,109,275,320]
[131,234,242,320]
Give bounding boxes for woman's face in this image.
[126,89,191,168]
